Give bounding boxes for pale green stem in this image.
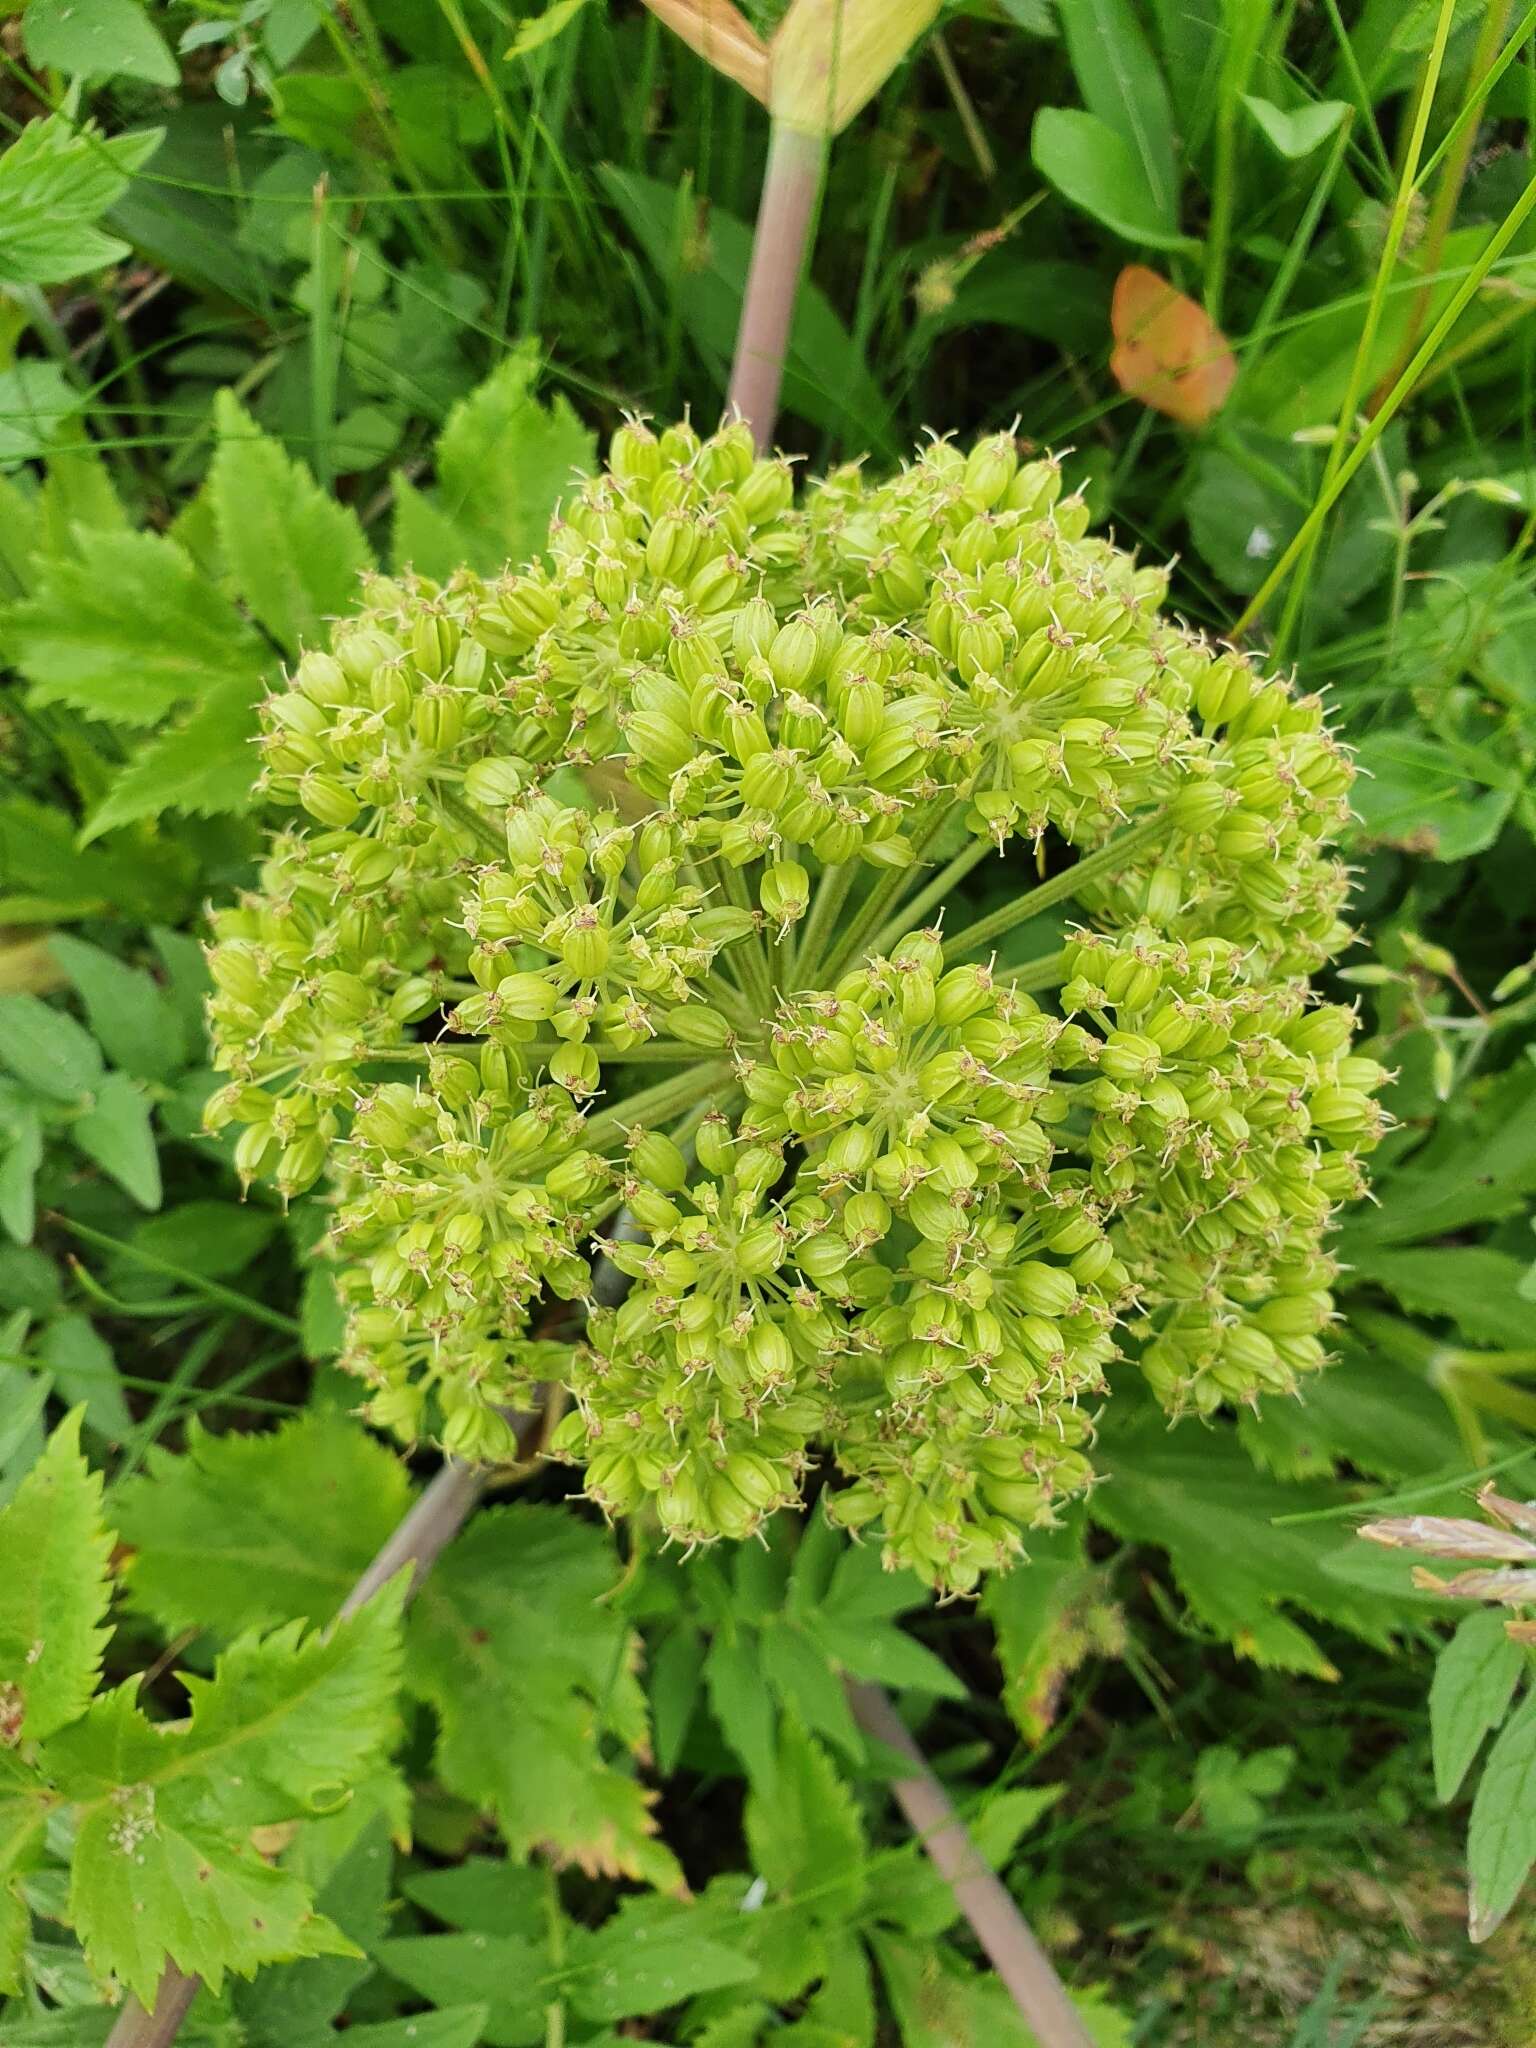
[941,815,1171,963]
[863,835,993,962]
[792,858,859,985]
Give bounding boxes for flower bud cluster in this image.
[204,418,1384,1591]
[1055,925,1383,1415]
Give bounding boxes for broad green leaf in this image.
[12,530,266,731]
[1060,0,1178,225]
[598,167,895,454]
[1031,108,1198,252]
[431,345,593,576]
[1347,1245,1535,1350]
[1468,1690,1536,1941]
[744,1719,867,1925]
[1237,1346,1459,1484]
[23,0,178,85]
[1349,729,1516,865]
[1193,1742,1295,1835]
[1432,1611,1525,1806]
[1342,1067,1536,1246]
[306,2014,491,2048]
[0,994,102,1101]
[0,117,163,286]
[71,1072,161,1210]
[376,1932,547,2047]
[1233,224,1489,432]
[0,1410,111,1741]
[409,1506,680,1889]
[82,673,264,838]
[402,1855,546,1938]
[132,1201,279,1283]
[48,935,185,1082]
[1242,93,1349,157]
[565,1893,759,2024]
[116,1410,413,1636]
[37,1314,130,1446]
[237,1814,394,2045]
[1091,1414,1404,1675]
[208,392,373,655]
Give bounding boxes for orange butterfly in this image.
[1109,265,1236,427]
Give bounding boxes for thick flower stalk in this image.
[206,419,1383,1591]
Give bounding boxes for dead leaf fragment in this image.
[1109,264,1236,427]
[640,0,771,103]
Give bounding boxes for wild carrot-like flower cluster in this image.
[205,418,1384,1590]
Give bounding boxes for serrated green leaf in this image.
[704,1628,776,1787]
[409,1506,679,1890]
[48,935,184,1082]
[390,470,476,583]
[1091,1416,1404,1675]
[81,673,264,839]
[23,0,178,84]
[1432,1611,1525,1806]
[71,1072,161,1210]
[11,530,266,731]
[70,1788,359,2006]
[0,117,163,286]
[0,994,102,1101]
[745,1719,867,1925]
[1469,1689,1536,1941]
[0,1749,54,1995]
[209,393,373,655]
[116,1410,413,1636]
[51,1591,404,2003]
[758,1619,862,1761]
[0,1410,112,1741]
[431,346,593,575]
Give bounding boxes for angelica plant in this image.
[205,418,1384,1593]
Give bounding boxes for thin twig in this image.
[846,1683,1095,2048]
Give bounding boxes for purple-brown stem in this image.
[726,118,826,452]
[847,1682,1096,2048]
